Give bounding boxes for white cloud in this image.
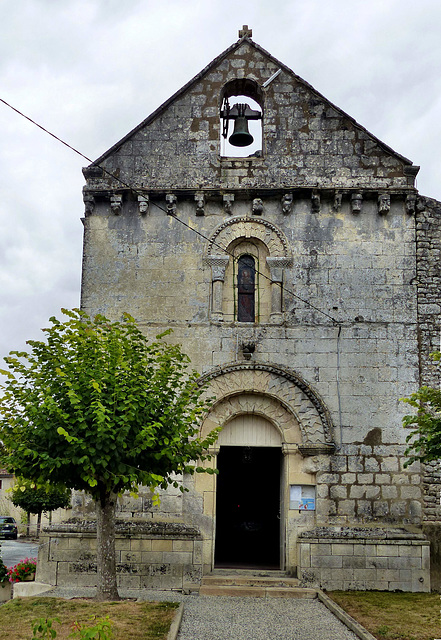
[1,0,441,359]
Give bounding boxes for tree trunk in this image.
[36,511,42,537]
[95,491,120,601]
[26,512,30,537]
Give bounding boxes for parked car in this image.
[0,517,18,539]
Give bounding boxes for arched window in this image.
[237,255,256,322]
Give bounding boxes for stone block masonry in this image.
[68,32,437,592]
[416,197,441,524]
[36,521,203,591]
[315,445,422,526]
[298,527,430,591]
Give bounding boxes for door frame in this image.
[213,443,285,570]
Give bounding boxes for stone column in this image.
[205,256,229,321]
[267,257,291,323]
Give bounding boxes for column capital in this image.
[205,255,230,281]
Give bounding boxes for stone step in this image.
[202,574,301,588]
[210,568,288,577]
[199,572,316,598]
[199,584,317,598]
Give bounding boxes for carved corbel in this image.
[377,193,390,216]
[223,193,234,215]
[195,192,205,216]
[166,193,177,216]
[311,190,320,213]
[241,341,255,361]
[138,195,149,215]
[83,194,95,217]
[110,194,122,215]
[252,198,264,216]
[351,192,363,214]
[333,191,342,212]
[406,194,417,215]
[281,193,293,215]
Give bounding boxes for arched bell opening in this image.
[220,78,263,158]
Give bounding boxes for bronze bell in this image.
[229,115,254,147]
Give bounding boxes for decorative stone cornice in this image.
[406,194,417,215]
[83,194,95,217]
[223,193,234,214]
[166,193,177,215]
[311,190,320,213]
[252,198,264,215]
[110,194,122,215]
[377,193,390,216]
[281,193,293,215]
[195,192,205,216]
[333,191,342,212]
[351,192,363,215]
[138,195,149,215]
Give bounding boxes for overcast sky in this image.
[1,0,441,358]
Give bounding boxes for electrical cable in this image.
[0,97,341,325]
[1,94,345,428]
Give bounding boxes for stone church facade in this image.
[38,28,441,592]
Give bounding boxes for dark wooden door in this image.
[215,446,281,569]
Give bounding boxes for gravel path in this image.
[175,595,359,640]
[44,588,359,640]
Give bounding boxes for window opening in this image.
[237,255,256,322]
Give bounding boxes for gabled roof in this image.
[89,35,413,169]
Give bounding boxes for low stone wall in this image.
[36,520,203,591]
[298,527,430,592]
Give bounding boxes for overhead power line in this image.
[1,97,340,324]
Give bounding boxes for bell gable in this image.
[83,34,418,193]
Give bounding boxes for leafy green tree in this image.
[401,351,441,466]
[0,309,219,600]
[10,478,71,537]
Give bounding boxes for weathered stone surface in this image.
[45,32,441,594]
[298,527,430,591]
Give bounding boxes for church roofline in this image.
[86,34,415,171]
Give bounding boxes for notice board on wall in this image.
[289,485,316,510]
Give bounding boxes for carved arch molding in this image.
[204,217,293,322]
[199,363,335,455]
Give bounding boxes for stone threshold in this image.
[199,570,316,598]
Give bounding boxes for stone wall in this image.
[316,445,422,526]
[298,527,430,591]
[85,38,417,193]
[415,197,441,526]
[81,194,419,457]
[37,521,203,591]
[69,33,435,591]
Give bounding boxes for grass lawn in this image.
[0,597,179,640]
[328,591,440,640]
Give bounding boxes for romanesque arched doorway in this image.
[198,363,336,575]
[214,414,282,569]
